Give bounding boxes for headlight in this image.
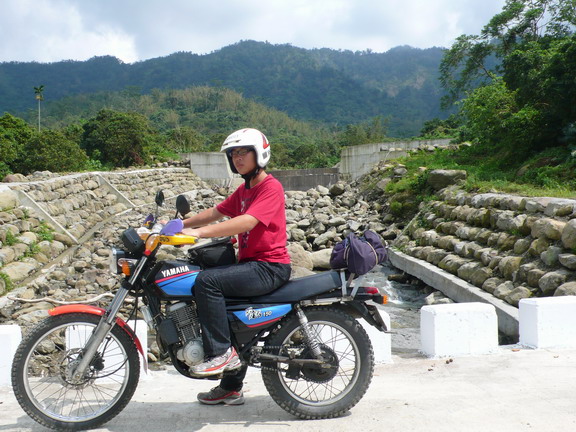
[109,248,139,275]
[109,248,126,274]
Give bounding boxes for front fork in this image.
[71,257,147,382]
[70,286,131,382]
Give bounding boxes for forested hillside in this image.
[0,41,446,137]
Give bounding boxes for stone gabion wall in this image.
[104,168,203,206]
[396,186,576,307]
[0,168,209,294]
[10,168,205,241]
[14,173,128,241]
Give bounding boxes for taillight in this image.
[362,286,388,304]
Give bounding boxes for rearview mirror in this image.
[155,190,165,207]
[176,195,191,217]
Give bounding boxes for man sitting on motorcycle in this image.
[182,128,292,405]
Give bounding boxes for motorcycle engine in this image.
[166,302,205,366]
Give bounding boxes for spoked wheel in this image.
[262,307,374,419]
[12,313,140,431]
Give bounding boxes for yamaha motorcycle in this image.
[11,191,389,430]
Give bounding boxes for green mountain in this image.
[0,40,448,136]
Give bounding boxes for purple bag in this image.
[330,230,388,276]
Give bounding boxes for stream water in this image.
[358,264,430,355]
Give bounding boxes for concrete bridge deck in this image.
[1,347,574,432]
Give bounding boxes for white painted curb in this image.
[519,296,576,349]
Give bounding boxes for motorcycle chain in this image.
[250,345,333,381]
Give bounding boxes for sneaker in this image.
[197,385,245,405]
[191,347,241,376]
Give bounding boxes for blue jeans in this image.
[194,260,291,357]
[194,261,291,391]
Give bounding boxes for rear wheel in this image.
[12,313,140,431]
[261,307,374,419]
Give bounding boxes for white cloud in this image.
[0,0,507,63]
[0,0,137,62]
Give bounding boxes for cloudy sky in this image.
[0,0,507,64]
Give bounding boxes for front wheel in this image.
[261,306,374,419]
[12,313,140,431]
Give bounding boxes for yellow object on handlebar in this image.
[158,233,198,246]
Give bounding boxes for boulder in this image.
[329,183,346,197]
[469,266,493,287]
[561,219,576,249]
[0,188,18,210]
[526,269,546,288]
[0,247,16,265]
[424,291,454,305]
[493,281,515,300]
[528,238,550,256]
[290,266,315,279]
[531,218,565,240]
[2,173,26,182]
[554,282,576,297]
[427,170,467,190]
[540,246,564,267]
[287,243,313,270]
[457,262,482,281]
[505,285,532,306]
[438,254,468,274]
[558,253,576,270]
[1,261,37,282]
[310,249,333,269]
[482,277,505,294]
[538,270,570,295]
[498,256,523,280]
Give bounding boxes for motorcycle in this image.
[11,191,389,431]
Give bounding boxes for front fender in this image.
[49,304,147,371]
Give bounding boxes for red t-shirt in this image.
[216,175,290,264]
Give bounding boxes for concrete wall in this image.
[340,139,452,179]
[186,152,234,186]
[269,168,339,191]
[184,139,452,186]
[184,152,340,190]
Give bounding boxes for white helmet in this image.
[221,128,270,174]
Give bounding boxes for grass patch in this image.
[4,230,18,246]
[0,272,13,293]
[386,144,576,199]
[22,242,40,259]
[35,222,55,242]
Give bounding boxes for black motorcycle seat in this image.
[246,270,343,303]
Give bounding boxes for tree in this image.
[165,126,205,153]
[82,109,159,167]
[441,0,576,150]
[440,0,576,106]
[0,114,35,176]
[33,85,45,132]
[419,115,460,139]
[338,116,388,147]
[19,130,88,174]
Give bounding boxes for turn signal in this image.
[144,234,160,255]
[118,258,136,276]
